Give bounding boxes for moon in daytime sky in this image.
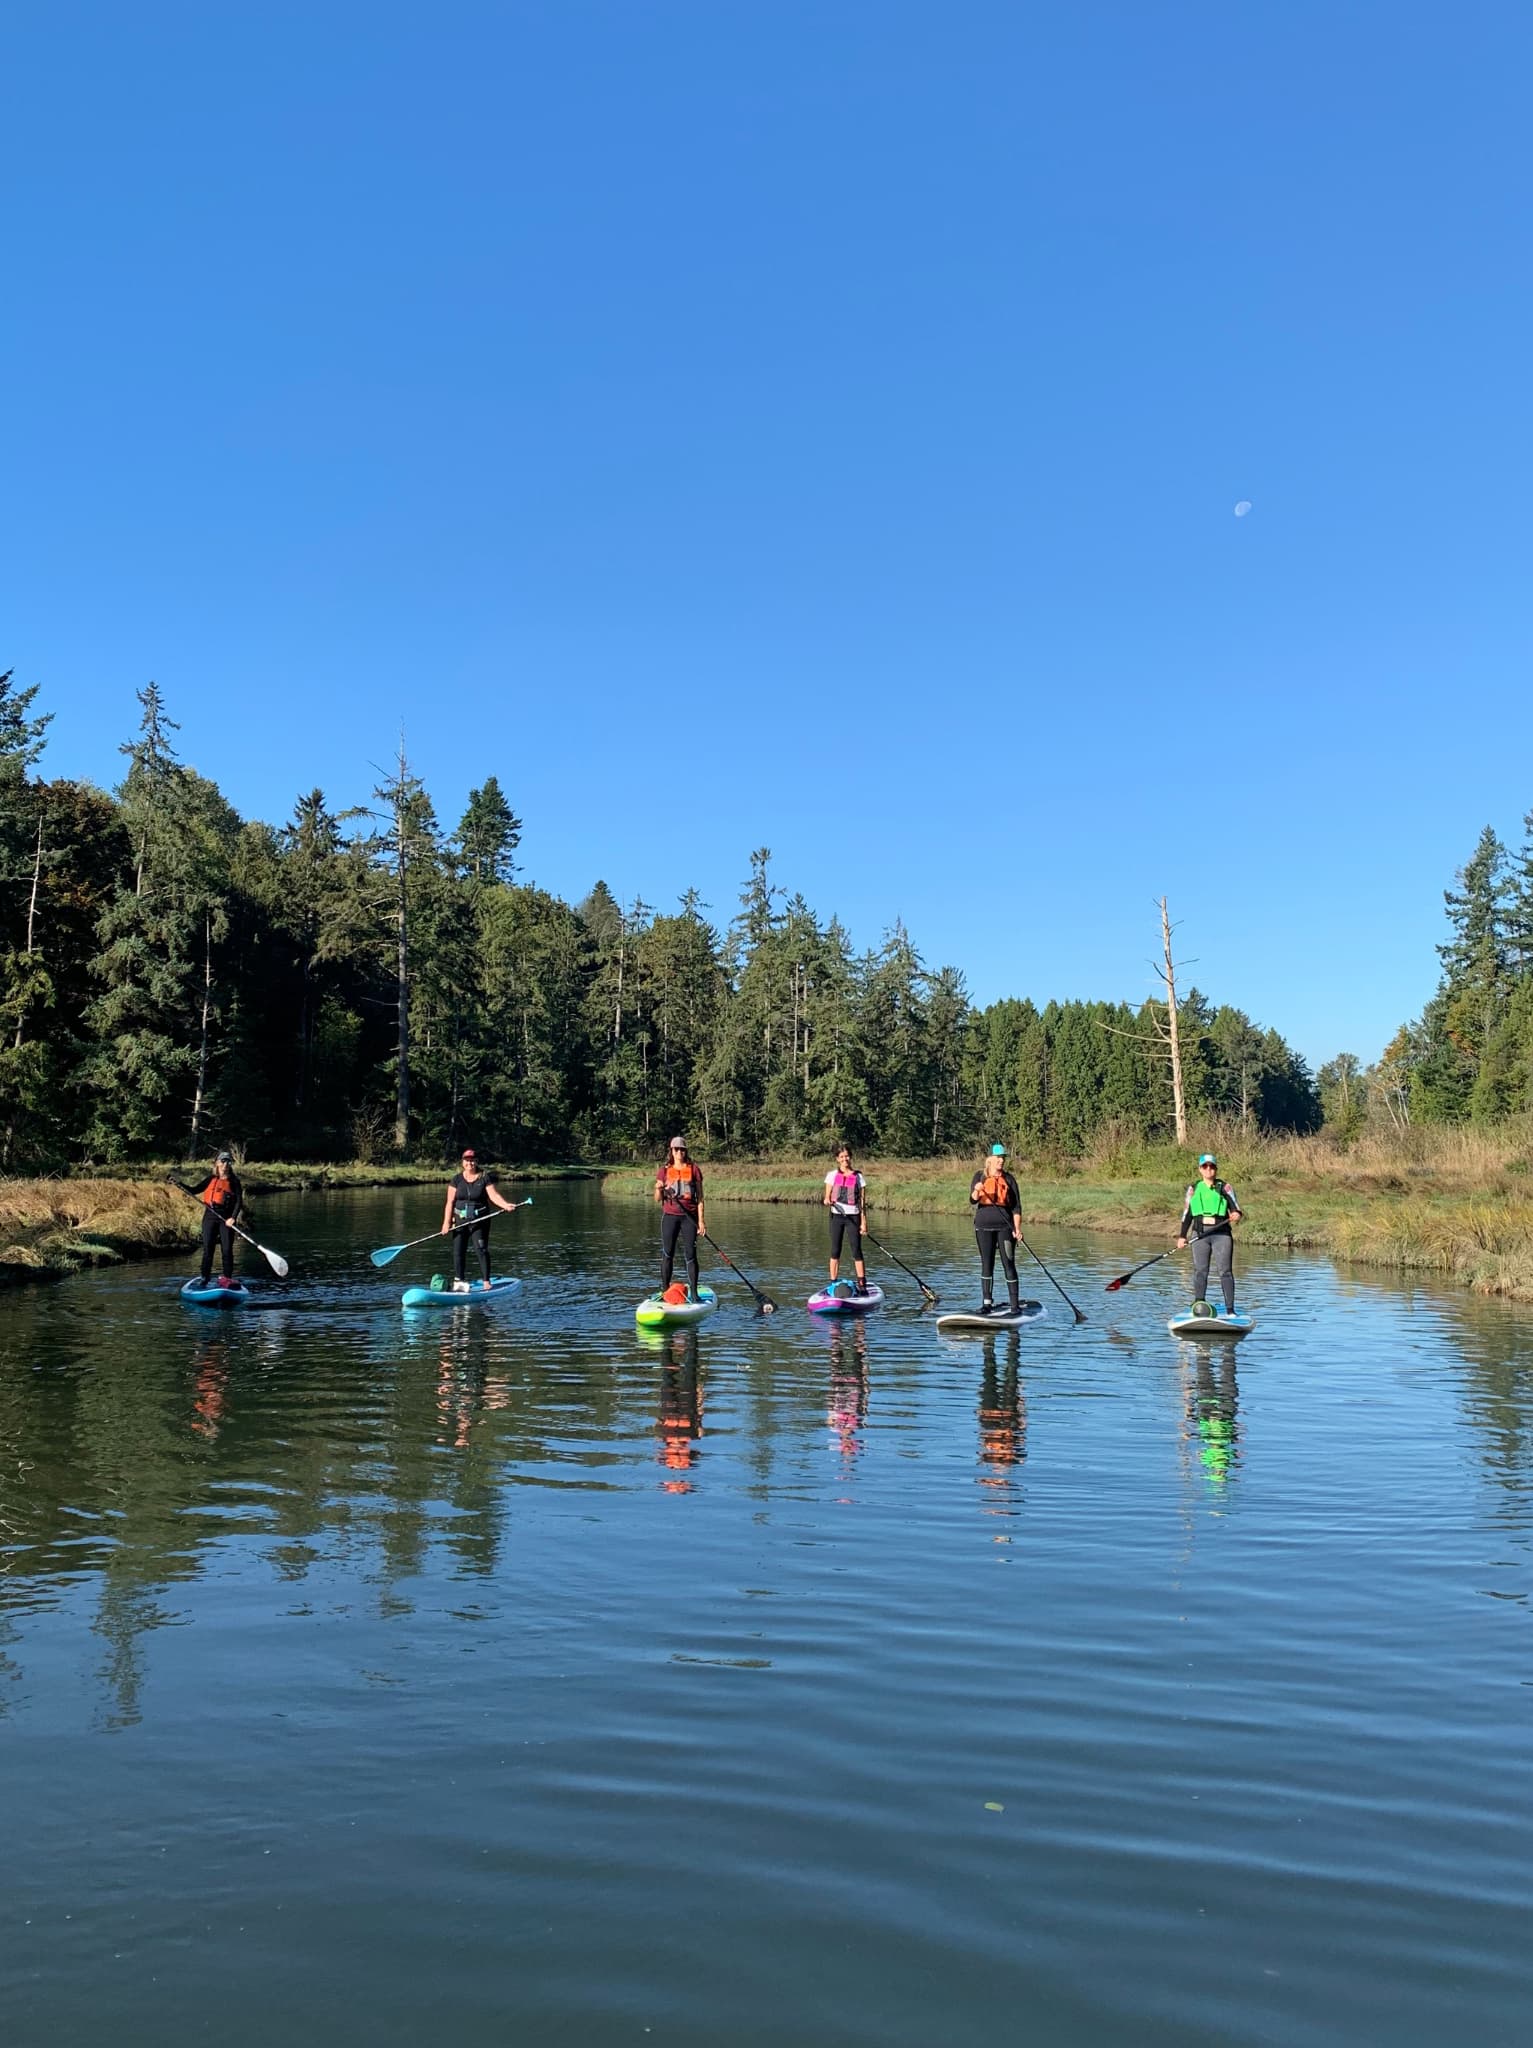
[1234,500,1252,517]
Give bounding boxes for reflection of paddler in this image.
[190,1340,230,1441]
[657,1358,704,1491]
[827,1320,869,1463]
[979,1352,1025,1475]
[1186,1345,1239,1485]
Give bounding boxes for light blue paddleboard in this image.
[402,1276,521,1309]
[180,1278,253,1308]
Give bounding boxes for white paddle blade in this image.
[260,1246,290,1278]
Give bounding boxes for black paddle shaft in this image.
[1016,1231,1086,1323]
[701,1232,776,1314]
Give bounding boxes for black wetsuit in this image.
[449,1171,496,1282]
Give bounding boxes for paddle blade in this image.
[260,1246,290,1278]
[370,1244,404,1268]
[1104,1276,1128,1292]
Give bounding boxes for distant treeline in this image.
[1,671,1321,1167]
[1320,816,1533,1140]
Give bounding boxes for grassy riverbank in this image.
[602,1122,1533,1303]
[0,1180,199,1287]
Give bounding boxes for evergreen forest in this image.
[2,670,1331,1167]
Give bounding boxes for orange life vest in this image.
[660,1162,700,1211]
[976,1171,1012,1207]
[203,1175,235,1211]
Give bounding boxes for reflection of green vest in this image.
[1189,1179,1230,1220]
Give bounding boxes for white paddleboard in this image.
[936,1301,1046,1332]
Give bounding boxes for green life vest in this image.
[1188,1179,1231,1222]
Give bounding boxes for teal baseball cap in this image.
[1198,1152,1218,1166]
[990,1143,1007,1156]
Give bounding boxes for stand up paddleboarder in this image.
[655,1138,706,1303]
[969,1143,1023,1315]
[440,1148,520,1289]
[823,1144,869,1296]
[1175,1152,1243,1314]
[171,1150,245,1288]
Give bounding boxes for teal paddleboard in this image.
[180,1278,253,1308]
[402,1277,521,1309]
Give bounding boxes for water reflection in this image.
[646,1330,705,1493]
[1181,1344,1241,1491]
[824,1320,869,1471]
[4,1193,1533,2048]
[978,1338,1025,1518]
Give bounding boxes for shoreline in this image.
[599,1162,1533,1305]
[0,1164,601,1290]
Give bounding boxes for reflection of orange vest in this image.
[660,1162,700,1211]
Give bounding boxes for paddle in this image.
[1016,1230,1086,1324]
[1104,1248,1177,1292]
[701,1231,776,1315]
[863,1227,939,1305]
[370,1197,533,1268]
[168,1180,290,1278]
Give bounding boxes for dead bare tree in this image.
[1096,895,1191,1142]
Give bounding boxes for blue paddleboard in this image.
[402,1276,521,1309]
[180,1278,253,1308]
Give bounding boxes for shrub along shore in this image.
[0,1163,599,1288]
[603,1122,1533,1305]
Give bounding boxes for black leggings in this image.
[829,1212,864,1262]
[1191,1229,1234,1311]
[977,1228,1019,1303]
[199,1208,235,1281]
[453,1220,492,1282]
[661,1212,699,1293]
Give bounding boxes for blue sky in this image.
[5,1,1530,1067]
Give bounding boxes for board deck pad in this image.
[401,1276,521,1309]
[936,1301,1046,1332]
[806,1284,885,1314]
[635,1285,719,1328]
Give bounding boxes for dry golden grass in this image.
[0,1178,196,1280]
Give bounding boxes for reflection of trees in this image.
[0,1294,638,1717]
[1319,1269,1533,1520]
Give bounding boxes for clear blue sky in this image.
[5,1,1530,1068]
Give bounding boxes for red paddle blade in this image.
[1105,1276,1128,1291]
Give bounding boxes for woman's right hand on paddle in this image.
[1175,1236,1187,1250]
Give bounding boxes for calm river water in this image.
[3,1183,1531,2045]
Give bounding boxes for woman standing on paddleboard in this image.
[1176,1152,1243,1314]
[172,1149,244,1288]
[655,1137,706,1302]
[823,1144,869,1295]
[440,1148,520,1290]
[969,1143,1023,1316]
